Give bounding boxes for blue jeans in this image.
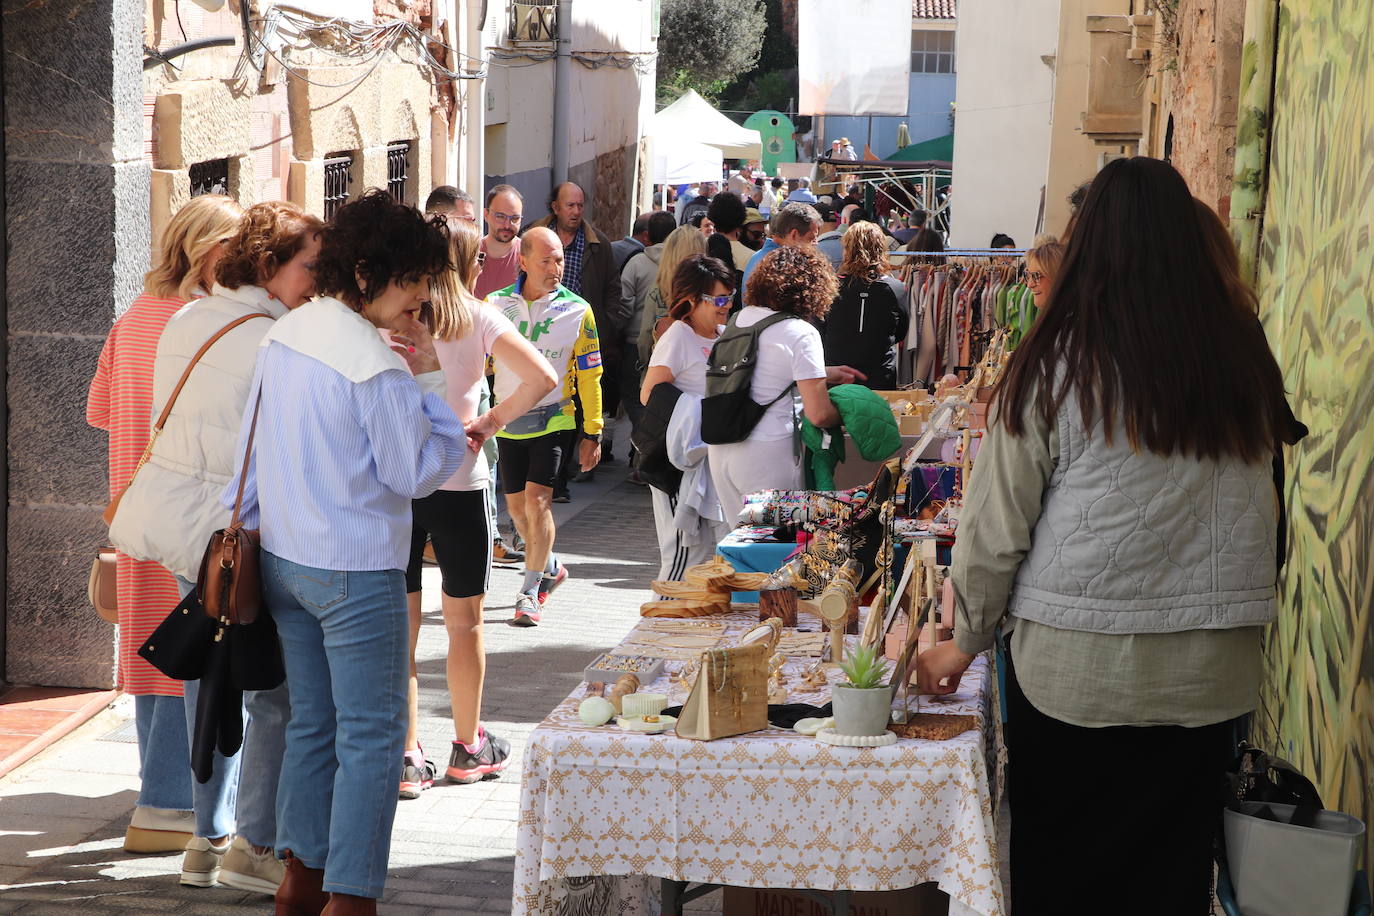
[133,694,192,812]
[263,552,408,899]
[176,576,290,845]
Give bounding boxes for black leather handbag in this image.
[138,591,217,680]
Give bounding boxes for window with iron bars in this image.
[387,141,411,204]
[323,152,354,220]
[189,158,230,197]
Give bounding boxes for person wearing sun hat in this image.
[742,207,768,252]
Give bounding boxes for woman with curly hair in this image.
[707,245,842,520]
[86,193,242,857]
[111,199,321,893]
[820,221,909,389]
[226,189,466,915]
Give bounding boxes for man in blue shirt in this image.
[785,177,819,205]
[741,202,823,298]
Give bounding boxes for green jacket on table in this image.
[800,384,902,489]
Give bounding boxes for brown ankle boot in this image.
[274,850,329,916]
[321,892,377,915]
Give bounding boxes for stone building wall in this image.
[4,0,151,687]
[2,0,457,687]
[1147,0,1246,217]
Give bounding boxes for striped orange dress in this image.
[87,292,189,697]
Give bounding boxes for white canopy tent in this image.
[649,89,763,161]
[652,140,724,185]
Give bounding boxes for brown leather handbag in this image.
[88,547,119,624]
[197,393,263,626]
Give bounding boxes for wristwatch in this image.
[582,432,603,445]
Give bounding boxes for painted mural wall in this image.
[1248,0,1374,876]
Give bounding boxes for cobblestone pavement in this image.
[0,458,726,915]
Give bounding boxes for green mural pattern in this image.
[1252,0,1374,877]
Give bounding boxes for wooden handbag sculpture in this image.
[675,641,770,740]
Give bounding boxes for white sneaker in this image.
[125,806,194,854]
[180,836,229,887]
[218,835,285,895]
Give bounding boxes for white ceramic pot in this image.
[830,685,892,737]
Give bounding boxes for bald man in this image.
[524,182,624,473]
[486,226,604,626]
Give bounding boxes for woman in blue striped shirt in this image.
[226,190,467,915]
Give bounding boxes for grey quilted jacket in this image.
[1007,389,1278,634]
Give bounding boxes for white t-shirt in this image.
[732,305,826,441]
[433,304,517,490]
[649,320,722,398]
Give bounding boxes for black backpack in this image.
[701,311,797,444]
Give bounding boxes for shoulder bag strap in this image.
[151,313,272,437]
[229,389,262,528]
[113,312,271,505]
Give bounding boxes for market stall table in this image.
[513,611,1005,916]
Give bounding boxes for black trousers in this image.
[1004,649,1233,915]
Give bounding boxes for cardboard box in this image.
[722,882,950,916]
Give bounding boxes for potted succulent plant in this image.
[830,645,893,737]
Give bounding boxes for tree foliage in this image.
[656,0,767,104]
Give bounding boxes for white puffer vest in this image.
[1007,389,1278,634]
[109,284,286,579]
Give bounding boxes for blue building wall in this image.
[822,72,956,160]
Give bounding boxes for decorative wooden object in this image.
[818,559,863,664]
[889,713,977,741]
[675,642,770,741]
[758,586,798,626]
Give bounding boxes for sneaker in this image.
[218,835,284,895]
[512,532,526,552]
[446,729,511,784]
[399,756,436,799]
[180,836,229,887]
[537,564,568,606]
[552,491,571,504]
[492,538,525,566]
[125,805,194,854]
[511,593,541,626]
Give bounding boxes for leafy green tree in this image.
[656,0,767,104]
[719,0,799,118]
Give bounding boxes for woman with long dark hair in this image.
[916,157,1296,914]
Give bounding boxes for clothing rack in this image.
[891,248,1027,257]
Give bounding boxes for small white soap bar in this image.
[620,693,668,719]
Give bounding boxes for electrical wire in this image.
[238,6,486,87]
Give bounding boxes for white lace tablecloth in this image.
[513,612,1005,916]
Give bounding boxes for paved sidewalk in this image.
[0,463,691,915]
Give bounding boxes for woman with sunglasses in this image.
[1024,236,1065,311]
[639,255,735,585]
